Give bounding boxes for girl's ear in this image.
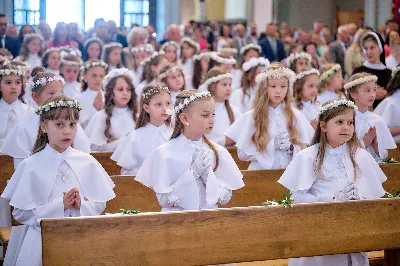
[40,122,48,134]
[179,112,190,126]
[143,103,150,113]
[349,91,357,101]
[32,92,39,103]
[320,121,327,133]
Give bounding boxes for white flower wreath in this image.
[81,60,108,72]
[0,67,25,77]
[180,37,200,53]
[84,37,104,48]
[140,51,165,66]
[103,42,123,51]
[242,57,270,72]
[131,44,154,54]
[343,75,378,90]
[202,73,233,90]
[240,43,262,55]
[295,69,320,81]
[158,65,183,79]
[23,33,44,45]
[160,41,179,52]
[174,91,212,114]
[318,99,358,116]
[59,46,82,58]
[35,99,83,115]
[43,47,60,58]
[102,68,135,88]
[210,53,237,65]
[26,75,65,92]
[193,52,214,61]
[255,67,296,84]
[218,47,238,54]
[142,85,170,99]
[320,64,341,81]
[286,52,312,68]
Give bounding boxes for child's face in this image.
[41,117,78,153]
[143,91,172,126]
[134,51,148,66]
[182,43,195,58]
[165,45,177,62]
[267,77,288,108]
[61,65,80,83]
[108,47,122,66]
[84,66,106,91]
[212,78,232,102]
[167,70,184,92]
[350,81,377,110]
[181,98,215,137]
[32,82,64,105]
[243,49,259,62]
[364,40,381,63]
[27,38,42,54]
[301,74,319,102]
[320,110,354,148]
[0,75,22,104]
[328,72,344,90]
[112,77,132,108]
[151,57,169,77]
[47,51,61,70]
[200,56,210,71]
[88,42,101,60]
[295,58,309,73]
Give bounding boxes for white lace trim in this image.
[255,67,296,84]
[295,69,320,81]
[210,53,237,65]
[242,57,270,72]
[343,75,378,90]
[180,37,200,53]
[102,68,134,88]
[320,64,341,81]
[286,52,312,68]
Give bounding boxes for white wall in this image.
[225,0,247,20]
[253,0,273,34]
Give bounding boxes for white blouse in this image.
[15,53,41,70]
[63,81,81,100]
[85,106,136,152]
[78,88,104,128]
[293,100,320,122]
[355,110,396,162]
[44,68,60,75]
[230,87,256,114]
[231,68,243,92]
[374,90,400,141]
[206,101,241,146]
[111,123,172,175]
[132,66,143,88]
[318,90,345,106]
[135,80,149,104]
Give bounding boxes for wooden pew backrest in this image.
[91,152,121,176]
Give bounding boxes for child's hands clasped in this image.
[63,188,81,210]
[334,183,361,201]
[192,148,213,180]
[274,132,292,154]
[363,126,376,147]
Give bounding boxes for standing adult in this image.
[0,13,20,57]
[259,23,286,62]
[46,22,78,49]
[159,24,181,45]
[233,24,254,52]
[328,25,351,74]
[67,22,85,53]
[107,20,128,47]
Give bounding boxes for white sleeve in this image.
[156,192,179,208]
[90,139,120,152]
[13,158,24,170]
[291,189,333,203]
[217,187,232,205]
[237,148,255,161]
[79,201,106,216]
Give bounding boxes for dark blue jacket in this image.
[1,36,20,58]
[259,37,286,63]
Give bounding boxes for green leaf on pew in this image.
[383,190,400,198]
[119,207,141,215]
[382,157,398,164]
[262,193,293,208]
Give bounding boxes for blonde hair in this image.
[136,84,171,129]
[32,95,80,154]
[346,72,375,102]
[171,90,219,171]
[311,100,360,179]
[319,63,344,97]
[252,62,301,152]
[293,74,319,109]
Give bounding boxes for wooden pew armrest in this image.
[0,227,11,245]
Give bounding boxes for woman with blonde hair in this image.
[344,28,370,80]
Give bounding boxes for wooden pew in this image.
[227,146,250,170]
[388,144,400,161]
[90,152,121,176]
[42,199,400,265]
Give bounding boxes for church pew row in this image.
[41,199,400,265]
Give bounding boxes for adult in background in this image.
[259,23,286,63]
[46,22,78,49]
[0,13,20,57]
[233,24,255,53]
[17,24,35,45]
[6,25,18,39]
[328,25,351,75]
[37,21,52,42]
[67,22,85,53]
[159,24,181,45]
[123,26,149,69]
[145,25,157,47]
[344,28,370,80]
[216,24,233,50]
[107,20,127,47]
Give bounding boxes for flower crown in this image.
[242,57,270,72]
[0,67,26,77]
[320,64,341,81]
[160,41,179,52]
[295,69,320,81]
[60,50,83,66]
[142,85,170,99]
[286,52,312,68]
[26,75,65,92]
[180,37,200,53]
[203,73,233,89]
[59,46,82,58]
[1,59,10,66]
[218,47,238,54]
[255,67,296,84]
[318,99,358,116]
[35,99,83,115]
[210,53,237,65]
[240,43,261,55]
[158,65,183,79]
[131,44,154,54]
[140,51,165,66]
[103,42,123,51]
[43,47,60,57]
[174,91,212,114]
[102,68,134,88]
[193,52,214,61]
[343,75,378,90]
[392,65,400,77]
[23,33,44,44]
[84,37,104,47]
[81,60,108,72]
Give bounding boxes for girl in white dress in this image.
[345,73,396,162]
[318,63,346,105]
[83,37,103,62]
[136,90,244,212]
[160,41,179,64]
[159,64,185,105]
[60,54,82,100]
[129,44,154,88]
[1,95,115,266]
[14,33,43,70]
[192,52,212,90]
[1,67,91,169]
[203,67,240,146]
[85,68,137,152]
[286,52,312,73]
[112,84,172,175]
[136,51,169,101]
[42,47,61,75]
[375,66,400,141]
[180,37,200,90]
[225,63,314,170]
[292,69,321,128]
[209,52,240,91]
[231,57,269,114]
[102,42,123,73]
[235,43,262,86]
[78,60,108,128]
[278,99,386,266]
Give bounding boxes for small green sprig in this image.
[383,190,400,198]
[120,208,141,215]
[382,157,398,164]
[262,193,293,208]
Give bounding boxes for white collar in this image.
[86,88,101,95]
[112,106,129,115]
[43,144,73,161]
[178,134,203,151]
[170,90,181,98]
[357,110,370,120]
[363,61,386,70]
[326,142,347,156]
[215,101,225,109]
[268,103,284,115]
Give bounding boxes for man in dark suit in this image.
[328,25,351,73]
[0,13,20,58]
[259,23,286,63]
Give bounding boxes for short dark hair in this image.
[386,19,399,26]
[0,13,6,18]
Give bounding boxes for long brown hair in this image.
[141,53,167,83]
[102,44,124,70]
[32,95,80,154]
[240,65,258,104]
[103,75,138,142]
[205,67,235,124]
[192,54,211,89]
[252,63,301,151]
[311,101,360,179]
[171,90,219,171]
[346,72,375,102]
[293,73,319,109]
[136,84,172,129]
[385,68,400,97]
[18,34,44,61]
[0,65,26,103]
